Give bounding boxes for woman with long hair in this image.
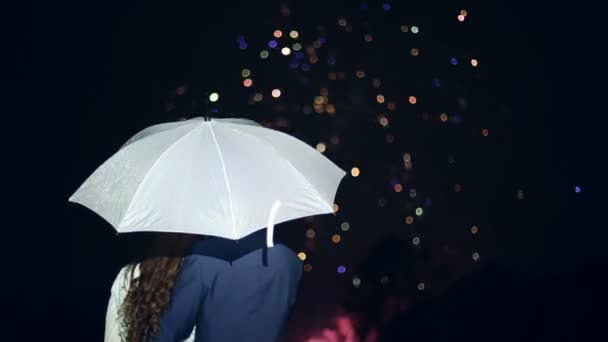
[104,233,199,342]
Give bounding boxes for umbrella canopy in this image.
[69,117,346,246]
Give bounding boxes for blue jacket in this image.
[148,230,303,342]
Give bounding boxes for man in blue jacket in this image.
[149,228,303,342]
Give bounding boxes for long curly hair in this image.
[121,233,199,341]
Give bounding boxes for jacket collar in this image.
[188,229,278,264]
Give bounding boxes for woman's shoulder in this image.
[111,263,140,294]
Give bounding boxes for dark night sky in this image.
[23,0,607,340]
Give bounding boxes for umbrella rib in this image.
[230,126,334,213]
[208,123,238,239]
[118,124,202,230]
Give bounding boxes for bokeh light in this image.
[306,228,316,238]
[217,3,556,314]
[379,116,389,127]
[472,252,480,262]
[304,264,313,272]
[337,266,346,274]
[297,252,307,261]
[209,92,219,102]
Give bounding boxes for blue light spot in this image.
[338,266,346,274]
[268,40,278,48]
[383,3,392,11]
[450,57,459,66]
[575,186,582,193]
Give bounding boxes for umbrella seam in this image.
[208,123,238,239]
[228,126,334,213]
[118,123,203,229]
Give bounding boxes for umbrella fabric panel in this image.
[69,123,200,228]
[118,124,233,236]
[121,119,201,150]
[209,122,338,239]
[224,122,346,206]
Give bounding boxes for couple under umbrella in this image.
[70,117,346,341]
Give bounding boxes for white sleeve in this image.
[104,267,129,342]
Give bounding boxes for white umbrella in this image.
[69,117,346,247]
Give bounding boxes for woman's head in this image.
[121,233,199,341]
